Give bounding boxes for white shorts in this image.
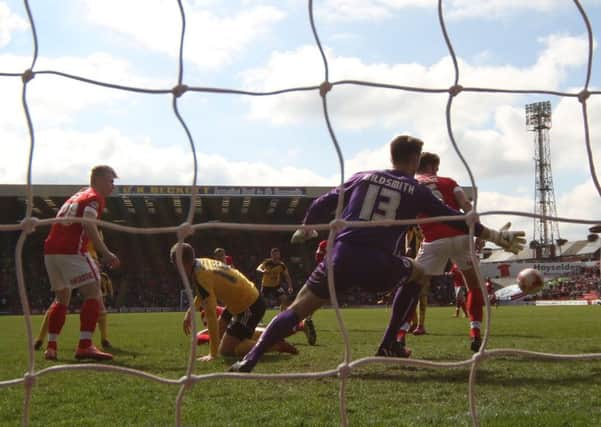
[44,253,100,291]
[455,286,467,303]
[415,235,475,275]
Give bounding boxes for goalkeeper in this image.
[230,135,525,373]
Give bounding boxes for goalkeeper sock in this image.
[379,281,421,348]
[242,309,300,368]
[79,299,100,348]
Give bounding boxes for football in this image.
[516,268,544,294]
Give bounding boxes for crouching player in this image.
[171,243,296,361]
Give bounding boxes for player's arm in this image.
[453,186,472,213]
[82,203,119,269]
[200,294,220,361]
[420,187,525,254]
[454,188,486,249]
[308,173,365,222]
[256,261,266,273]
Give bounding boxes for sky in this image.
[1,0,600,243]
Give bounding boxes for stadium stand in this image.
[0,184,330,313]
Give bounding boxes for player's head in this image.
[213,247,226,262]
[417,152,440,174]
[91,165,118,197]
[389,135,424,174]
[270,247,281,261]
[170,242,195,272]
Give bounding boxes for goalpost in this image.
[1,1,601,426]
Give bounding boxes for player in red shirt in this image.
[42,165,120,361]
[450,263,468,318]
[412,152,511,352]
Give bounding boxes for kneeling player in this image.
[172,243,297,361]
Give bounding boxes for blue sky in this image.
[1,0,600,242]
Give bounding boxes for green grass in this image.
[1,306,601,426]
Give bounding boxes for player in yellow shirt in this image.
[34,232,113,350]
[172,243,296,361]
[256,247,293,311]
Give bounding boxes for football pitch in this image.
[1,305,600,426]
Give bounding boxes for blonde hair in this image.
[90,165,118,186]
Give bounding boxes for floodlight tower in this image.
[525,101,561,258]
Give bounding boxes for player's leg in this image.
[450,235,484,352]
[409,239,450,340]
[97,297,110,348]
[413,278,431,335]
[196,313,229,345]
[43,255,71,360]
[34,307,50,350]
[301,315,317,346]
[98,273,111,348]
[461,289,468,316]
[377,258,426,358]
[73,254,112,361]
[230,283,327,372]
[278,290,290,312]
[461,267,484,352]
[75,281,112,360]
[220,296,297,357]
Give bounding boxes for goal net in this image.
[1,1,600,426]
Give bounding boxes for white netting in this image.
[1,1,601,426]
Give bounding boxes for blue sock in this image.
[243,309,300,368]
[379,281,420,348]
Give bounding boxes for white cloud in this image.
[240,33,592,184]
[0,51,170,135]
[83,0,286,70]
[0,124,332,187]
[556,179,601,240]
[446,0,567,20]
[317,0,574,21]
[0,2,28,48]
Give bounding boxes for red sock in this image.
[467,288,484,323]
[470,327,481,339]
[47,302,68,350]
[196,332,210,345]
[79,299,100,348]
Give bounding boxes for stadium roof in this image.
[0,183,476,227]
[0,184,331,225]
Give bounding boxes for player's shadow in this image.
[351,364,601,386]
[101,345,140,357]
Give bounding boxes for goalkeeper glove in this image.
[290,228,318,244]
[481,222,526,254]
